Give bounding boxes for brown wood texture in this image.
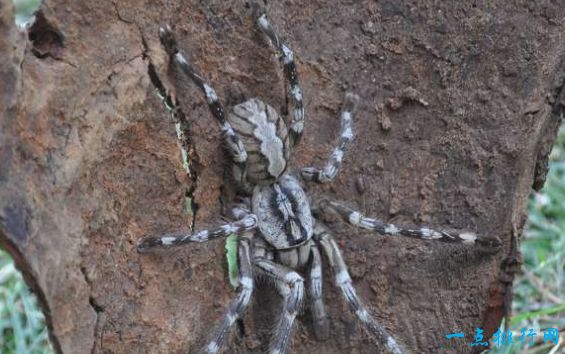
[1,0,565,353]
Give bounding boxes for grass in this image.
[0,254,52,354]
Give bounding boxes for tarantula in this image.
[138,7,499,354]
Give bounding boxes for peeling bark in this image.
[1,1,564,353]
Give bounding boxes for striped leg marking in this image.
[203,238,254,353]
[254,259,304,354]
[308,243,329,340]
[137,214,258,252]
[315,225,408,354]
[255,10,304,146]
[302,93,359,183]
[158,25,247,165]
[319,200,498,246]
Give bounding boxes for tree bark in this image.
[1,0,564,353]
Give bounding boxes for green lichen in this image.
[184,196,193,216]
[225,234,239,288]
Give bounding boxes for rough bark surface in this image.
[1,0,564,353]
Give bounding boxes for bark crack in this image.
[79,264,102,354]
[532,69,565,190]
[138,23,200,231]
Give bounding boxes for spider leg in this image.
[158,25,247,165]
[307,241,330,340]
[254,8,304,146]
[202,237,254,353]
[301,93,359,183]
[314,224,408,354]
[254,258,304,354]
[317,199,501,247]
[137,210,257,252]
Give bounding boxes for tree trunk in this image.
[1,0,564,353]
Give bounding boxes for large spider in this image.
[138,7,499,354]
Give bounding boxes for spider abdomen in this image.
[229,98,290,185]
[252,174,314,249]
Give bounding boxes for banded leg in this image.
[301,93,359,183]
[203,237,254,353]
[318,200,501,247]
[308,242,330,340]
[254,9,304,145]
[137,213,257,252]
[159,25,247,164]
[314,224,407,354]
[254,258,304,354]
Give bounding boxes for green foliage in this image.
[13,0,40,27]
[0,252,53,354]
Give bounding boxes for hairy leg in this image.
[158,25,247,165]
[314,224,408,354]
[254,258,304,354]
[307,241,330,340]
[137,205,257,252]
[203,237,254,353]
[301,93,359,183]
[317,199,501,248]
[254,7,304,146]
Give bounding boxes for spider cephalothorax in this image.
[138,6,500,354]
